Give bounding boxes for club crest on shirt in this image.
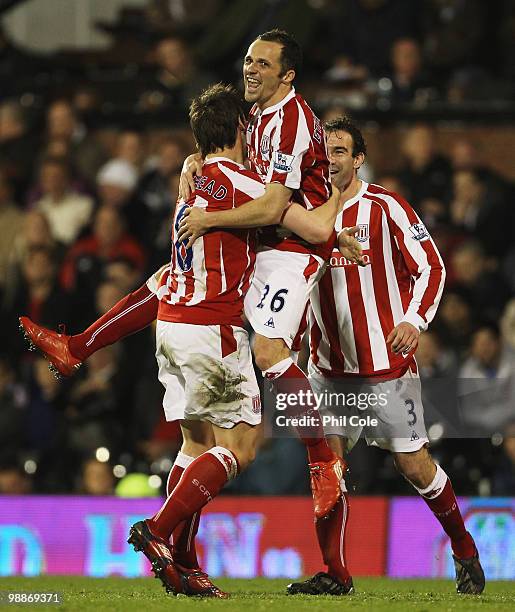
[273,151,294,173]
[409,222,429,241]
[260,135,270,156]
[356,223,369,243]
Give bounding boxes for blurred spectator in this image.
[450,169,512,257]
[133,137,183,261]
[79,458,115,495]
[45,99,107,185]
[384,38,437,106]
[500,299,515,351]
[450,138,512,203]
[138,35,213,113]
[3,245,68,356]
[0,356,27,465]
[0,171,22,294]
[417,329,456,379]
[60,206,146,303]
[376,173,407,198]
[436,289,476,359]
[398,124,452,208]
[97,158,138,209]
[326,0,420,77]
[8,211,65,294]
[459,323,515,433]
[65,346,124,461]
[491,421,515,495]
[34,157,94,245]
[5,247,71,351]
[0,101,38,199]
[421,0,486,74]
[115,130,146,174]
[72,85,103,119]
[25,357,63,450]
[0,464,32,494]
[450,240,509,321]
[104,258,142,295]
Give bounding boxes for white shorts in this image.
[309,365,428,453]
[155,321,261,428]
[244,248,325,349]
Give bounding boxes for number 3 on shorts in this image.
[405,399,417,426]
[257,286,289,312]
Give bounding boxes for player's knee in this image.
[181,441,211,457]
[253,338,289,372]
[226,445,255,472]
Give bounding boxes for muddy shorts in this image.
[155,320,261,428]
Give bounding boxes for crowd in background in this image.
[0,0,514,497]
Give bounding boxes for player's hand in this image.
[338,226,366,265]
[179,153,202,200]
[387,322,419,355]
[177,207,209,248]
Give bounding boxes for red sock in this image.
[316,491,351,583]
[417,465,475,559]
[264,358,333,463]
[68,283,158,360]
[149,446,238,541]
[166,452,202,569]
[172,512,201,569]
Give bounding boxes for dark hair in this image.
[473,320,501,339]
[324,116,367,157]
[256,29,302,77]
[189,83,246,158]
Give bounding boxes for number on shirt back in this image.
[175,204,193,272]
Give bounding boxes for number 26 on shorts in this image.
[257,285,289,312]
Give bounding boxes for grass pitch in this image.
[0,576,513,611]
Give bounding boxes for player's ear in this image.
[281,69,295,85]
[353,153,365,170]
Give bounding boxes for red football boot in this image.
[19,317,82,379]
[174,562,229,598]
[128,520,182,595]
[310,454,346,519]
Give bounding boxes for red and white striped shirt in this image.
[246,87,334,260]
[158,158,264,326]
[309,182,446,379]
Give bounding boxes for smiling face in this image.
[326,130,360,191]
[243,40,294,109]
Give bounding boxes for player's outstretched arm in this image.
[281,186,340,244]
[177,183,292,247]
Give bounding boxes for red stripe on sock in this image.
[316,493,351,582]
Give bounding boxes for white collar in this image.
[342,181,368,211]
[203,156,245,169]
[257,87,296,116]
